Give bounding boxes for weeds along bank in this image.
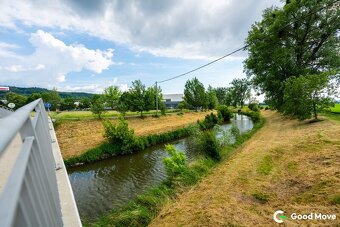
[89,108,263,226]
[64,105,238,167]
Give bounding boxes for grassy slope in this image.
[56,112,213,159]
[49,109,183,120]
[150,111,340,226]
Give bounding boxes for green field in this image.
[46,109,185,120]
[330,103,340,113]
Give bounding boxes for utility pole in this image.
[155,81,158,116]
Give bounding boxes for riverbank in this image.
[150,111,340,226]
[88,110,264,226]
[56,111,212,159]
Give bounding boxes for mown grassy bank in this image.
[65,110,226,167]
[64,124,194,167]
[86,110,264,226]
[57,111,211,159]
[150,111,340,226]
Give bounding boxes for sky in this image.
[0,0,282,95]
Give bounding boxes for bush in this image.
[230,124,240,141]
[248,111,261,123]
[216,105,232,122]
[248,103,259,111]
[103,116,136,154]
[198,112,221,130]
[162,145,187,179]
[265,106,270,110]
[201,130,221,161]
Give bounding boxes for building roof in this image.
[163,94,183,102]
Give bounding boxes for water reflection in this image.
[68,114,253,220]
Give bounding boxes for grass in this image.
[48,109,186,120]
[150,111,340,226]
[330,103,340,113]
[88,111,264,226]
[56,111,213,159]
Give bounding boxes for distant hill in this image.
[0,86,95,99]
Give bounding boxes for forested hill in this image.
[0,86,95,98]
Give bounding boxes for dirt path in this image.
[150,111,340,226]
[56,112,212,159]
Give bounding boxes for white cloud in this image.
[0,30,114,86]
[0,0,282,59]
[57,78,128,93]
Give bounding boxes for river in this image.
[68,114,253,220]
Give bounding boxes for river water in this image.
[68,114,253,220]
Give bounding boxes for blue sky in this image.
[0,0,281,96]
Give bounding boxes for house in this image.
[162,94,183,109]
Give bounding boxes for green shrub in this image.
[265,106,270,110]
[216,105,232,121]
[103,116,136,154]
[198,112,221,130]
[201,130,221,161]
[248,103,259,111]
[230,124,240,141]
[162,145,187,179]
[249,111,261,122]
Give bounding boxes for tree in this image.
[60,97,75,111]
[206,86,218,110]
[79,97,91,109]
[5,92,27,109]
[117,92,131,116]
[282,73,337,120]
[244,0,340,109]
[103,86,121,110]
[90,94,106,118]
[41,88,61,111]
[230,78,251,108]
[145,85,164,112]
[128,80,155,117]
[26,93,42,104]
[184,77,206,111]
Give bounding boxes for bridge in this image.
[0,99,81,226]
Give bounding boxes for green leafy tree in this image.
[129,80,147,117]
[5,92,27,109]
[206,86,219,110]
[60,97,75,111]
[184,77,206,111]
[79,97,91,109]
[282,73,337,120]
[41,88,61,111]
[26,93,42,104]
[103,85,121,110]
[90,94,106,118]
[214,87,233,106]
[145,85,165,112]
[244,0,340,109]
[230,78,251,108]
[117,92,131,116]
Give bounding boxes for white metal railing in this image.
[0,99,79,227]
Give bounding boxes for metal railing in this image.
[0,99,71,226]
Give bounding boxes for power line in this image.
[156,0,339,85]
[157,45,248,84]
